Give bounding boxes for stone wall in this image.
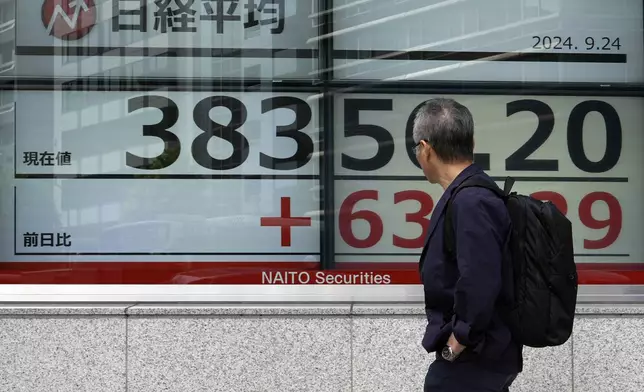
[1,304,642,391]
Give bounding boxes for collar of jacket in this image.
[417,162,483,272]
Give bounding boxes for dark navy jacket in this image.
[419,164,523,374]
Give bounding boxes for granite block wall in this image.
[0,304,642,391]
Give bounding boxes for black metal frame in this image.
[318,0,335,270]
[2,0,644,273]
[3,77,644,96]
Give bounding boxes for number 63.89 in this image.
[338,189,622,251]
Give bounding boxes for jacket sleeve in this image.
[450,189,509,348]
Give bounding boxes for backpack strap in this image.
[443,176,514,263]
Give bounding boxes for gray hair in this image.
[412,98,474,163]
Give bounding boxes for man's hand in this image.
[447,333,466,354]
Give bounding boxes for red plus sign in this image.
[260,197,312,247]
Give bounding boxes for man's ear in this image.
[420,140,431,157]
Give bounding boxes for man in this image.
[413,98,523,391]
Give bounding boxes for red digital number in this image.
[338,190,383,248]
[339,190,434,249]
[340,189,623,251]
[393,190,433,248]
[579,191,622,250]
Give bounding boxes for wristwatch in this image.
[441,346,459,362]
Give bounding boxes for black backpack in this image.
[443,175,578,348]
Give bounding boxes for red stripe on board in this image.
[338,262,644,285]
[0,262,319,284]
[0,262,642,285]
[336,262,644,285]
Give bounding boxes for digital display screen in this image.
[2,91,321,262]
[332,0,643,83]
[15,0,318,79]
[1,92,641,270]
[1,0,642,286]
[333,94,644,265]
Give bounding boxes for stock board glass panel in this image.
[14,0,319,80]
[0,90,322,283]
[0,0,642,287]
[332,0,644,83]
[333,93,644,264]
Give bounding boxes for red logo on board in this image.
[41,0,97,41]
